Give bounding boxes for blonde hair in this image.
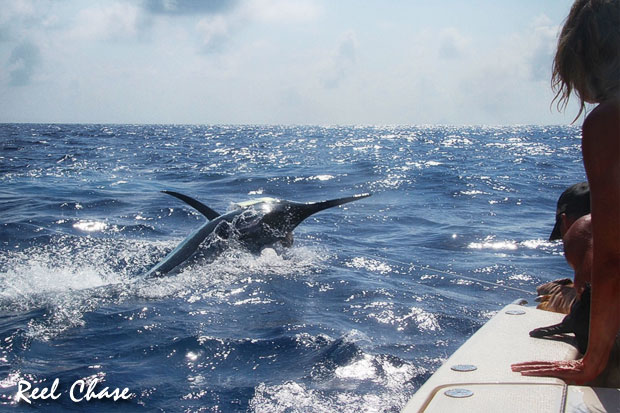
[552,0,620,120]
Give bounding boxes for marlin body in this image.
[144,191,370,277]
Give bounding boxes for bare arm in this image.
[513,101,620,383]
[579,101,620,379]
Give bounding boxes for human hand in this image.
[511,359,598,385]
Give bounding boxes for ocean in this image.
[0,124,585,412]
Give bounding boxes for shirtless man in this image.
[562,213,592,294]
[552,182,592,293]
[537,183,591,313]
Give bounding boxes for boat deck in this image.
[401,303,620,413]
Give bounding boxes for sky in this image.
[0,0,582,125]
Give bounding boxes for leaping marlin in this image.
[144,191,371,277]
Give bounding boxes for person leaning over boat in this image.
[537,182,591,314]
[511,0,620,385]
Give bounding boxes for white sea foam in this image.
[249,349,422,412]
[344,257,391,274]
[468,239,518,250]
[364,302,440,332]
[467,236,554,251]
[0,235,326,340]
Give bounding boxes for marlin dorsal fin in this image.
[161,190,220,220]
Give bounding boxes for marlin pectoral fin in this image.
[162,190,221,220]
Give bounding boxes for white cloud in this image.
[243,0,321,23]
[0,0,36,26]
[0,1,579,125]
[322,31,358,89]
[0,0,47,41]
[438,28,470,60]
[191,0,320,53]
[70,2,143,41]
[7,41,41,86]
[195,15,231,52]
[444,16,564,123]
[527,15,559,81]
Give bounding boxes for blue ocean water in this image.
[0,124,585,412]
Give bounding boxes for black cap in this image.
[549,182,590,240]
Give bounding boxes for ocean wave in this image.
[0,236,326,341]
[249,350,421,413]
[0,123,585,411]
[467,236,555,251]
